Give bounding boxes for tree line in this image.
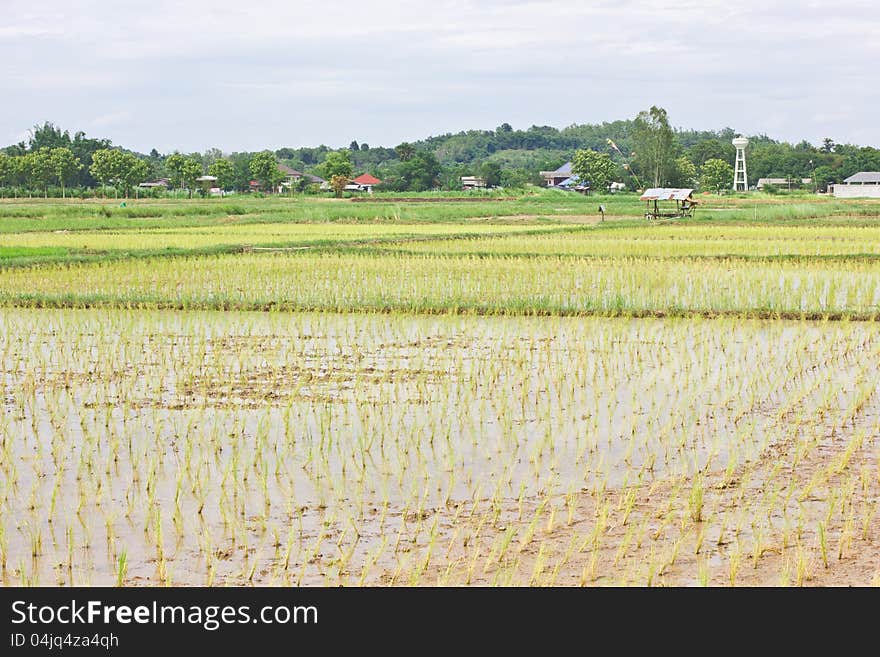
[2,113,879,197]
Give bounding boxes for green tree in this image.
[479,161,503,188]
[90,148,118,195]
[28,122,71,151]
[395,142,415,162]
[670,156,698,188]
[70,130,112,188]
[500,167,542,188]
[249,151,282,194]
[329,174,349,198]
[384,151,440,191]
[121,156,149,197]
[0,153,14,188]
[208,159,235,190]
[89,149,149,198]
[202,147,223,168]
[812,165,837,193]
[164,153,187,190]
[27,148,54,196]
[230,153,253,191]
[13,156,29,190]
[319,150,353,180]
[49,147,82,198]
[632,106,676,187]
[571,149,617,192]
[699,158,734,193]
[180,157,203,197]
[687,138,734,167]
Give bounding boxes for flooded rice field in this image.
[1,309,878,585]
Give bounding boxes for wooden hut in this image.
[639,188,698,220]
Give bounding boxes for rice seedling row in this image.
[3,251,880,319]
[1,309,877,586]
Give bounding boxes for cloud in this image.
[2,0,879,151]
[0,25,65,39]
[89,111,133,128]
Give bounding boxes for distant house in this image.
[278,164,326,194]
[540,161,573,187]
[831,172,880,198]
[278,163,299,190]
[278,163,325,192]
[195,175,222,196]
[756,177,812,191]
[460,175,487,190]
[351,173,382,193]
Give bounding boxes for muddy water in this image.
[0,309,876,585]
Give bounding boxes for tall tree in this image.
[571,149,617,192]
[120,155,149,197]
[0,153,14,188]
[90,148,117,196]
[812,165,837,193]
[687,138,734,167]
[670,156,698,188]
[89,149,149,198]
[28,122,71,151]
[385,151,440,191]
[164,153,187,190]
[395,142,415,162]
[230,153,253,191]
[249,151,282,193]
[319,150,353,180]
[164,153,202,195]
[699,158,734,193]
[208,159,235,191]
[179,158,203,197]
[27,148,54,196]
[202,147,223,167]
[70,130,112,188]
[479,161,503,188]
[49,147,82,198]
[632,106,676,188]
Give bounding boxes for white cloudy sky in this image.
[3,0,878,152]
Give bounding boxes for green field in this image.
[1,191,878,586]
[3,193,880,318]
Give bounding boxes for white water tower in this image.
[732,137,749,191]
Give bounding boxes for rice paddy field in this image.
[1,192,879,586]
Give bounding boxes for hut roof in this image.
[639,188,696,201]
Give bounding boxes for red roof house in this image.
[352,173,382,187]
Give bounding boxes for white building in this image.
[460,175,487,190]
[831,172,880,198]
[756,177,812,191]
